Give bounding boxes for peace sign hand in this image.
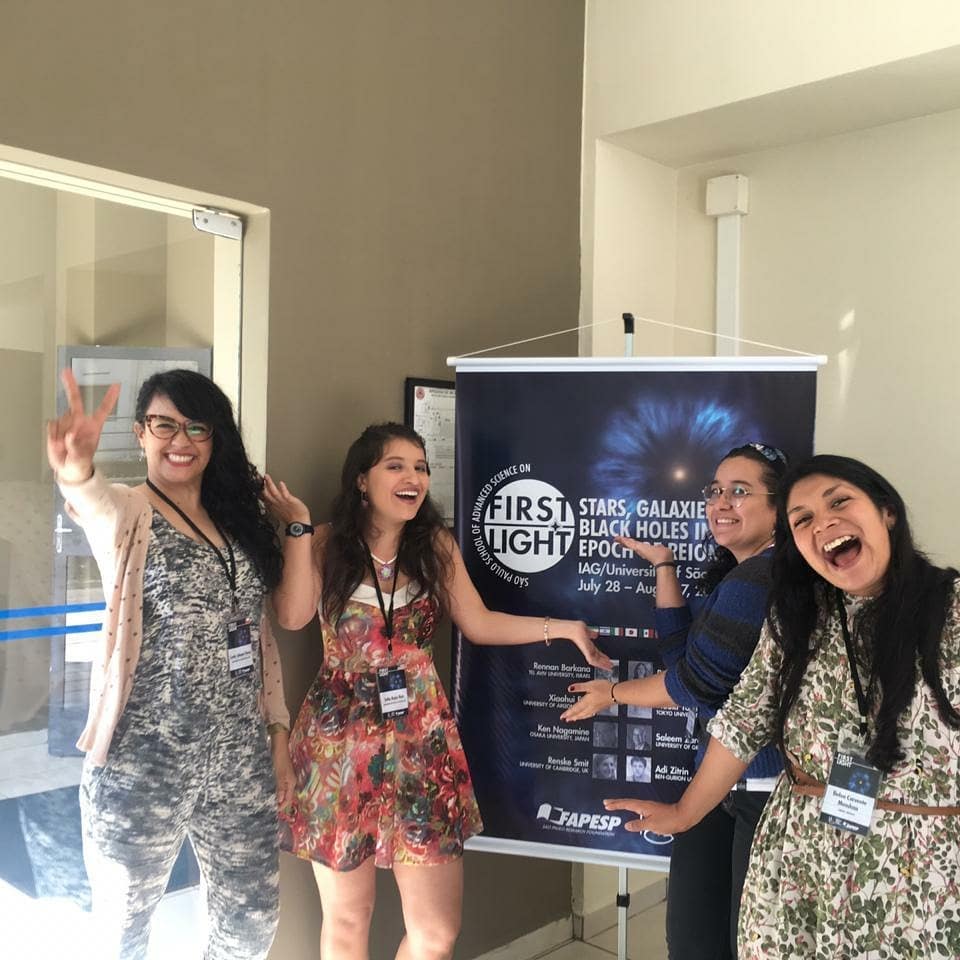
[47,369,120,484]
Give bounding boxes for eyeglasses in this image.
[746,442,788,465]
[702,484,774,508]
[143,414,213,442]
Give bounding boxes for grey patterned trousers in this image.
[80,710,279,960]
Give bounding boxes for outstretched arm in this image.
[443,531,612,669]
[561,670,675,721]
[604,736,747,834]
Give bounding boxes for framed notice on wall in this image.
[404,378,455,526]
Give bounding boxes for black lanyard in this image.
[835,587,869,739]
[147,479,238,604]
[363,542,400,654]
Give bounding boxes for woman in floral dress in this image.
[264,422,610,960]
[606,455,960,959]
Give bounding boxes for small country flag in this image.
[642,628,657,639]
[624,627,638,638]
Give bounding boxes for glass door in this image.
[0,169,244,958]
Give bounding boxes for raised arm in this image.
[442,530,612,669]
[616,535,686,609]
[262,475,322,629]
[47,368,120,485]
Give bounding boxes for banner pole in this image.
[617,866,629,959]
[622,313,635,357]
[616,314,633,960]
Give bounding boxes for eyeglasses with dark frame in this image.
[142,414,214,443]
[701,483,775,509]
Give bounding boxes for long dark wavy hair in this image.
[770,455,959,773]
[135,369,282,590]
[322,423,452,625]
[700,442,788,595]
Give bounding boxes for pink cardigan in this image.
[61,470,290,766]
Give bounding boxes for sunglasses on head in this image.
[746,442,787,466]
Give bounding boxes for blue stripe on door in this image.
[0,602,106,620]
[0,602,107,642]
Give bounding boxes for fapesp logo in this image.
[535,802,622,832]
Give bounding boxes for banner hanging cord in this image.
[454,313,817,359]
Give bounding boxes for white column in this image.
[706,175,749,357]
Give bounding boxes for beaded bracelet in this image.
[543,616,551,646]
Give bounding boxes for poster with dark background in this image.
[452,363,817,864]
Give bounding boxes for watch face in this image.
[288,522,305,536]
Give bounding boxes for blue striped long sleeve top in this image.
[654,548,782,779]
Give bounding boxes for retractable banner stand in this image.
[451,357,818,868]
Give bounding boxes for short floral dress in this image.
[709,590,960,959]
[283,582,483,870]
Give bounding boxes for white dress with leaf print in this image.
[708,590,960,959]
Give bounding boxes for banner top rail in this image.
[448,355,828,373]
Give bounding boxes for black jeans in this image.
[665,790,769,960]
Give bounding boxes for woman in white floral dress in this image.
[606,455,960,959]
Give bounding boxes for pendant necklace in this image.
[369,551,398,581]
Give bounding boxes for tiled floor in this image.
[536,902,668,960]
[141,897,671,960]
[1,876,667,959]
[1,879,202,960]
[0,728,82,799]
[587,901,668,959]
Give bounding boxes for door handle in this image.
[54,513,74,555]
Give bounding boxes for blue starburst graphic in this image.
[593,397,761,504]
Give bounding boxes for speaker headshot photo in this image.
[627,723,652,752]
[593,722,618,748]
[626,754,652,784]
[592,753,618,781]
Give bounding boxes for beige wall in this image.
[674,106,960,564]
[0,2,586,956]
[580,0,960,349]
[590,140,678,356]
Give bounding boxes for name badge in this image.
[819,739,882,835]
[226,617,254,677]
[376,666,409,719]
